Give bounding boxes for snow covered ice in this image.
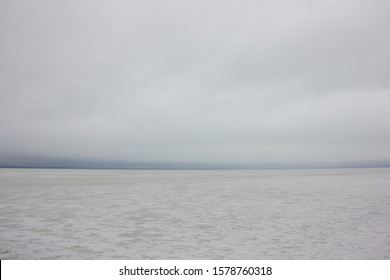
[1,168,389,259]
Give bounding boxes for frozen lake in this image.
[0,168,389,259]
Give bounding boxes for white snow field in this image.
[0,168,389,259]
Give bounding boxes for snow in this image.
[1,168,389,259]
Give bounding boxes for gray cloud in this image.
[1,0,390,168]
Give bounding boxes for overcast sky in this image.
[1,0,390,168]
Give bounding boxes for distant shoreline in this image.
[1,165,390,171]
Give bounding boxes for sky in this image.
[1,0,390,169]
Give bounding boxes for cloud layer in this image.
[1,0,390,167]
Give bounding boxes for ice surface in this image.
[0,168,389,259]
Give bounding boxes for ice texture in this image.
[0,168,389,259]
